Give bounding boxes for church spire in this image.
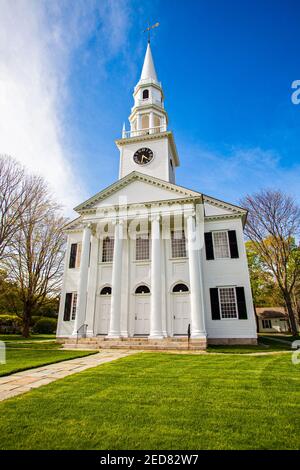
[140,42,158,82]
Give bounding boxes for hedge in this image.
[0,315,23,334]
[32,317,57,334]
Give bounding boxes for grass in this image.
[207,335,292,354]
[0,352,299,450]
[0,334,55,342]
[0,336,95,376]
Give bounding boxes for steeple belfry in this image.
[116,41,180,183]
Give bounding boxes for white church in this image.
[57,42,257,349]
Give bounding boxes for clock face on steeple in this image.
[133,147,154,165]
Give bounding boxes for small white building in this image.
[256,307,290,333]
[57,42,257,348]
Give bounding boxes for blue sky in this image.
[1,0,299,215]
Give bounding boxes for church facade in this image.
[57,43,257,347]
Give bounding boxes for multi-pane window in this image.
[69,242,82,269]
[63,292,77,321]
[213,231,230,259]
[102,237,114,262]
[71,293,77,321]
[219,287,238,319]
[171,230,187,258]
[262,319,272,329]
[136,235,150,261]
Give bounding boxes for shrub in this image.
[0,314,22,334]
[32,317,57,334]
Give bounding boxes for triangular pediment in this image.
[74,172,201,212]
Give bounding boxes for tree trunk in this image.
[22,304,31,338]
[285,294,298,336]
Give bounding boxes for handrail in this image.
[122,126,167,139]
[76,323,87,344]
[187,323,191,350]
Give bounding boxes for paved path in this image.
[0,350,137,402]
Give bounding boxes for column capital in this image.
[150,214,160,223]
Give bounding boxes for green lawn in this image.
[0,352,299,450]
[0,334,55,342]
[0,337,95,376]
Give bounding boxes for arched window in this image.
[135,285,150,294]
[100,286,112,295]
[142,89,149,99]
[172,283,189,293]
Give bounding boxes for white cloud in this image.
[0,0,131,215]
[179,143,300,205]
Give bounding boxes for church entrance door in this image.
[134,288,150,336]
[97,287,111,335]
[173,292,190,335]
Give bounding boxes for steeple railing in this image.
[122,125,167,139]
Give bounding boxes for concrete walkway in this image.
[0,350,137,402]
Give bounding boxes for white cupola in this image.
[128,42,168,137]
[116,42,179,183]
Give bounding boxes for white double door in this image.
[173,293,190,335]
[96,295,111,335]
[134,295,150,335]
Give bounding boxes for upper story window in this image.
[136,235,150,261]
[205,230,239,260]
[69,243,81,269]
[142,89,149,99]
[63,292,77,321]
[171,230,187,258]
[219,287,238,319]
[212,231,230,259]
[102,236,114,263]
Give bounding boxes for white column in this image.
[108,219,124,337]
[149,112,154,134]
[73,224,92,336]
[186,214,206,338]
[150,215,163,338]
[137,114,142,135]
[85,229,99,337]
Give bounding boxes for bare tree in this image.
[5,176,67,337]
[0,155,37,260]
[241,190,300,336]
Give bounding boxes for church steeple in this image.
[116,41,179,183]
[126,42,168,137]
[140,43,158,82]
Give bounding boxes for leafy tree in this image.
[241,190,300,335]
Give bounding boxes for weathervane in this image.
[143,22,159,43]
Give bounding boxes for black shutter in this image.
[205,232,214,260]
[236,287,247,319]
[228,230,239,258]
[210,288,221,320]
[63,293,72,321]
[69,243,77,268]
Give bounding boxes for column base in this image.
[107,333,122,339]
[149,333,164,340]
[191,332,207,339]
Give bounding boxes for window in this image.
[212,231,230,259]
[136,235,150,261]
[100,286,112,296]
[171,230,187,258]
[142,89,149,99]
[172,283,189,293]
[219,287,238,319]
[69,243,82,268]
[71,293,77,320]
[102,237,114,262]
[63,292,77,321]
[135,285,150,294]
[262,319,272,329]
